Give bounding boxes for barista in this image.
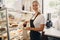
[23,1,45,40]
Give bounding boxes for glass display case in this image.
[0,7,23,40]
[0,7,9,40]
[0,7,33,40]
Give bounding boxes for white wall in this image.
[3,0,22,10]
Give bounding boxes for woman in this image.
[23,1,45,40]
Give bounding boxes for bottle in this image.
[0,7,1,9]
[22,5,25,10]
[0,3,2,9]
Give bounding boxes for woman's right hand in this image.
[23,21,28,24]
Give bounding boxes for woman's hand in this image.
[25,27,31,30]
[23,21,28,25]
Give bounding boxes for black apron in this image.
[30,19,41,40]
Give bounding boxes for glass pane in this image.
[44,0,60,30]
[0,9,8,40]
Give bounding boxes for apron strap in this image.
[34,12,40,20]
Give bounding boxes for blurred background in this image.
[0,0,60,40]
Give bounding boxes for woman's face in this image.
[32,2,38,11]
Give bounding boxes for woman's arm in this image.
[31,24,45,31]
[26,24,45,31]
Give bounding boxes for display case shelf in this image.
[0,7,33,40]
[0,7,8,40]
